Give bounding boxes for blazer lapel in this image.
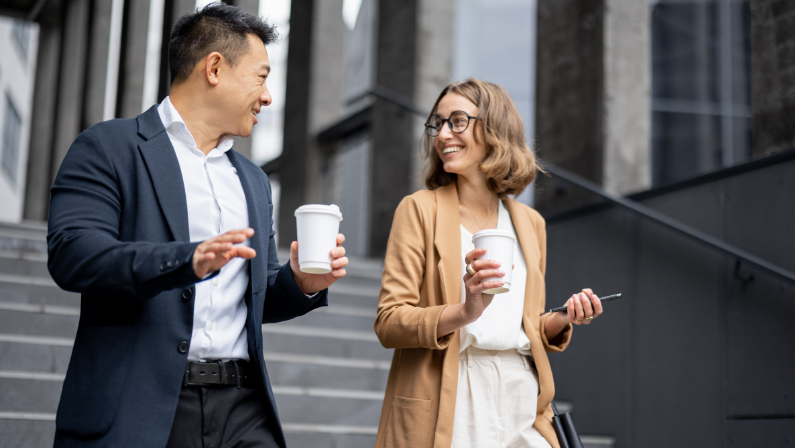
[226,150,265,301]
[504,197,546,353]
[434,183,462,305]
[136,107,190,242]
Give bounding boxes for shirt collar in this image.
[157,96,235,154]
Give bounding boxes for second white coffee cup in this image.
[294,204,343,274]
[471,229,516,294]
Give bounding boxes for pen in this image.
[548,293,622,313]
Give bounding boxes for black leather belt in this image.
[183,360,258,388]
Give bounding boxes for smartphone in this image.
[549,293,622,313]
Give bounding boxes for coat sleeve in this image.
[261,173,327,324]
[47,129,203,299]
[533,211,573,352]
[374,196,452,350]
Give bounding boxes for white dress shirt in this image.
[459,200,532,354]
[157,97,251,361]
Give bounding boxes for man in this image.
[47,4,346,447]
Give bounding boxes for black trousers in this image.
[165,385,279,448]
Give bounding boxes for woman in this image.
[373,79,603,448]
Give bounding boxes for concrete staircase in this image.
[0,221,389,448]
[0,221,615,448]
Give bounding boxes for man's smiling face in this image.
[217,33,272,138]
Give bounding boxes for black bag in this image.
[551,401,584,448]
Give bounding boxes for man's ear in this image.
[204,52,223,86]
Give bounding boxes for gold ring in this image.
[465,259,476,276]
[585,316,594,320]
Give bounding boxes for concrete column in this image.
[279,0,346,248]
[367,0,419,257]
[117,0,152,118]
[412,0,455,192]
[50,0,91,184]
[83,0,116,128]
[603,0,650,196]
[23,4,63,221]
[749,0,795,157]
[534,0,650,215]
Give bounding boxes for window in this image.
[651,0,751,186]
[12,20,31,62]
[2,94,22,185]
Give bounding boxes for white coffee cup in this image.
[471,229,516,294]
[294,204,343,274]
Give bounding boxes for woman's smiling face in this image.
[433,93,487,177]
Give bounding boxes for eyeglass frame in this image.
[424,110,479,137]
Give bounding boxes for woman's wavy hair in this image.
[422,78,542,197]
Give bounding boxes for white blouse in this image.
[459,200,532,354]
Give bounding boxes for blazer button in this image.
[182,289,193,300]
[160,263,167,271]
[178,341,189,353]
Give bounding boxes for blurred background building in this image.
[0,0,793,447]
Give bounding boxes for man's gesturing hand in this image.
[193,228,257,279]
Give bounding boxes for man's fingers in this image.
[331,246,346,259]
[331,257,349,269]
[336,233,346,246]
[202,242,233,253]
[230,246,257,259]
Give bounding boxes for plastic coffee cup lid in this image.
[471,229,516,244]
[294,204,343,221]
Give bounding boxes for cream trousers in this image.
[451,347,553,448]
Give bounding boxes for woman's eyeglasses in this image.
[424,111,478,137]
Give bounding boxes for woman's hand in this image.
[461,247,505,321]
[436,248,506,338]
[544,289,603,340]
[561,289,602,325]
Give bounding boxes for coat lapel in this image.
[434,183,462,305]
[226,150,266,301]
[136,107,190,242]
[504,197,541,334]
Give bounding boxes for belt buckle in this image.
[183,360,217,387]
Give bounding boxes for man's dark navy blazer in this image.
[47,106,327,447]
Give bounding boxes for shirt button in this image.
[208,323,214,330]
[178,341,189,353]
[213,279,219,286]
[488,350,498,356]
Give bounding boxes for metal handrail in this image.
[363,85,795,287]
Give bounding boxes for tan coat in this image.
[373,183,573,448]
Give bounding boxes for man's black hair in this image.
[168,3,278,84]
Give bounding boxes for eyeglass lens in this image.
[426,111,472,136]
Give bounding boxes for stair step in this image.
[274,393,382,427]
[0,377,63,414]
[289,308,375,332]
[284,430,376,448]
[0,341,72,374]
[0,418,379,448]
[0,251,49,277]
[0,280,79,308]
[262,326,390,360]
[0,419,56,448]
[265,354,389,391]
[0,223,48,255]
[0,309,78,339]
